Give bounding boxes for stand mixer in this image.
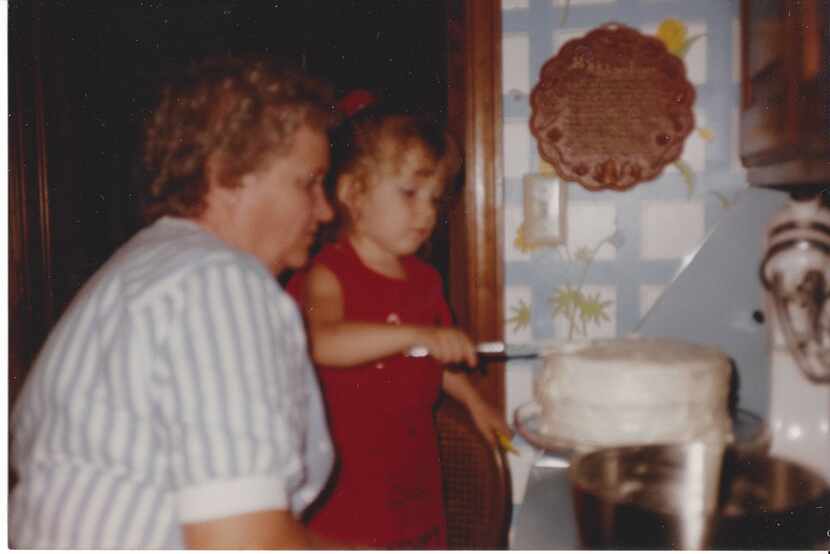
[760,194,830,483]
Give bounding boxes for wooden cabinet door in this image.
[741,0,830,186]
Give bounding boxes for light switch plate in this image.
[523,173,567,247]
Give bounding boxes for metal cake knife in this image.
[406,341,542,360]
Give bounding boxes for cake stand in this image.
[513,401,770,456]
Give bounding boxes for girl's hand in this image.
[414,327,478,367]
[466,395,513,450]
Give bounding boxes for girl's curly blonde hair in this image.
[320,106,462,245]
[142,55,336,221]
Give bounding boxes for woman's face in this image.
[231,124,332,273]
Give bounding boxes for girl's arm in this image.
[302,264,477,367]
[442,371,511,448]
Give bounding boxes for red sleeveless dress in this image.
[287,240,450,548]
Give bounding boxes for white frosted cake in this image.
[533,337,732,448]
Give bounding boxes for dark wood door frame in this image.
[447,0,505,412]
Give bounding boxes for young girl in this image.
[288,99,511,548]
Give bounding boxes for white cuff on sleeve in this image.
[177,475,289,524]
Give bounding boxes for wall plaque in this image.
[530,23,696,192]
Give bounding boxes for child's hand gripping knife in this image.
[413,326,479,368]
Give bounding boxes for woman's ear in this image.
[203,153,241,211]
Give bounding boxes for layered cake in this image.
[534,337,732,448]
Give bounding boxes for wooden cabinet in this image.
[740,0,830,187]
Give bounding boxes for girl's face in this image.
[344,143,445,260]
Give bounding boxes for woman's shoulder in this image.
[154,220,269,277]
[117,217,280,308]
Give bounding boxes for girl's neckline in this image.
[341,237,409,282]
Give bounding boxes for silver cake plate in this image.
[514,401,770,457]
[513,401,599,457]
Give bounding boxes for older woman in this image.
[10,56,341,548]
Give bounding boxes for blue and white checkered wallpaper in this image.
[502,0,745,345]
[501,0,747,500]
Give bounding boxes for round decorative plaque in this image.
[529,23,696,191]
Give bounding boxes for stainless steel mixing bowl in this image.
[569,443,830,549]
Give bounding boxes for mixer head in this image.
[760,196,830,383]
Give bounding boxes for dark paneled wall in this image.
[9,0,450,405]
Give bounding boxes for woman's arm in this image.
[183,509,344,549]
[302,265,477,367]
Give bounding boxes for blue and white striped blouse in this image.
[10,217,334,548]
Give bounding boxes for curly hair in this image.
[142,55,336,221]
[322,104,462,243]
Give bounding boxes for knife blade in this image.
[406,341,541,360]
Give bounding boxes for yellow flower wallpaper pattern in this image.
[656,17,713,198]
